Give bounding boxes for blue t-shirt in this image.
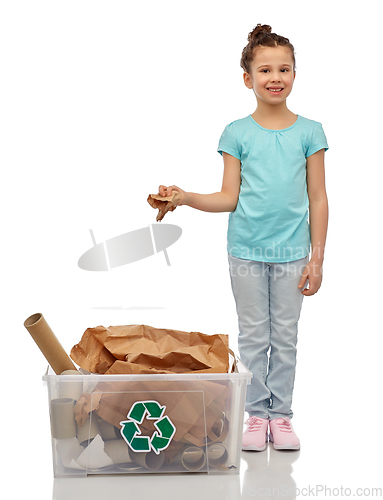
[217,114,328,263]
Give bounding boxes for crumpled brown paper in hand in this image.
[147,191,182,221]
[70,324,229,375]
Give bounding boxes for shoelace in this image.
[274,417,292,433]
[245,417,265,432]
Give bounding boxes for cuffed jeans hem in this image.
[248,411,270,419]
[269,413,293,420]
[247,412,293,420]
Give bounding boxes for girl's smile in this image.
[266,87,284,95]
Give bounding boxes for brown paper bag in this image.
[147,192,182,221]
[71,324,232,446]
[70,324,230,375]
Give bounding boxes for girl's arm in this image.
[298,148,329,296]
[159,152,241,213]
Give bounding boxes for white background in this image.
[1,1,382,498]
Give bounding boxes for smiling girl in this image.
[159,24,329,451]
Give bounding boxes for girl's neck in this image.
[251,102,296,129]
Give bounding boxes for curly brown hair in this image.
[240,24,296,74]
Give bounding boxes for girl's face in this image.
[244,46,296,106]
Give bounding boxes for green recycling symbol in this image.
[119,400,176,455]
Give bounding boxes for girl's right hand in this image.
[158,185,187,206]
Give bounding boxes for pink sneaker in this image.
[242,417,269,451]
[269,417,300,450]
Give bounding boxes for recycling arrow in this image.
[128,400,165,423]
[151,415,176,453]
[120,421,151,452]
[120,400,176,455]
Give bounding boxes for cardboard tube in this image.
[128,449,164,470]
[207,443,228,467]
[98,418,119,441]
[59,370,83,400]
[181,445,206,472]
[24,313,77,374]
[104,439,133,464]
[76,416,101,445]
[56,437,83,467]
[50,398,77,439]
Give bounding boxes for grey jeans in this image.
[228,253,309,420]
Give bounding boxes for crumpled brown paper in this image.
[70,324,229,375]
[73,378,230,447]
[147,191,182,221]
[71,325,233,458]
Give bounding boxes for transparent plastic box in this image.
[43,358,251,477]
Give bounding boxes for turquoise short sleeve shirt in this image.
[217,114,328,262]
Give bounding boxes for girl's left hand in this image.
[158,185,187,205]
[298,260,323,296]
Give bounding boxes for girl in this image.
[159,24,328,451]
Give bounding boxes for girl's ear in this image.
[243,72,253,89]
